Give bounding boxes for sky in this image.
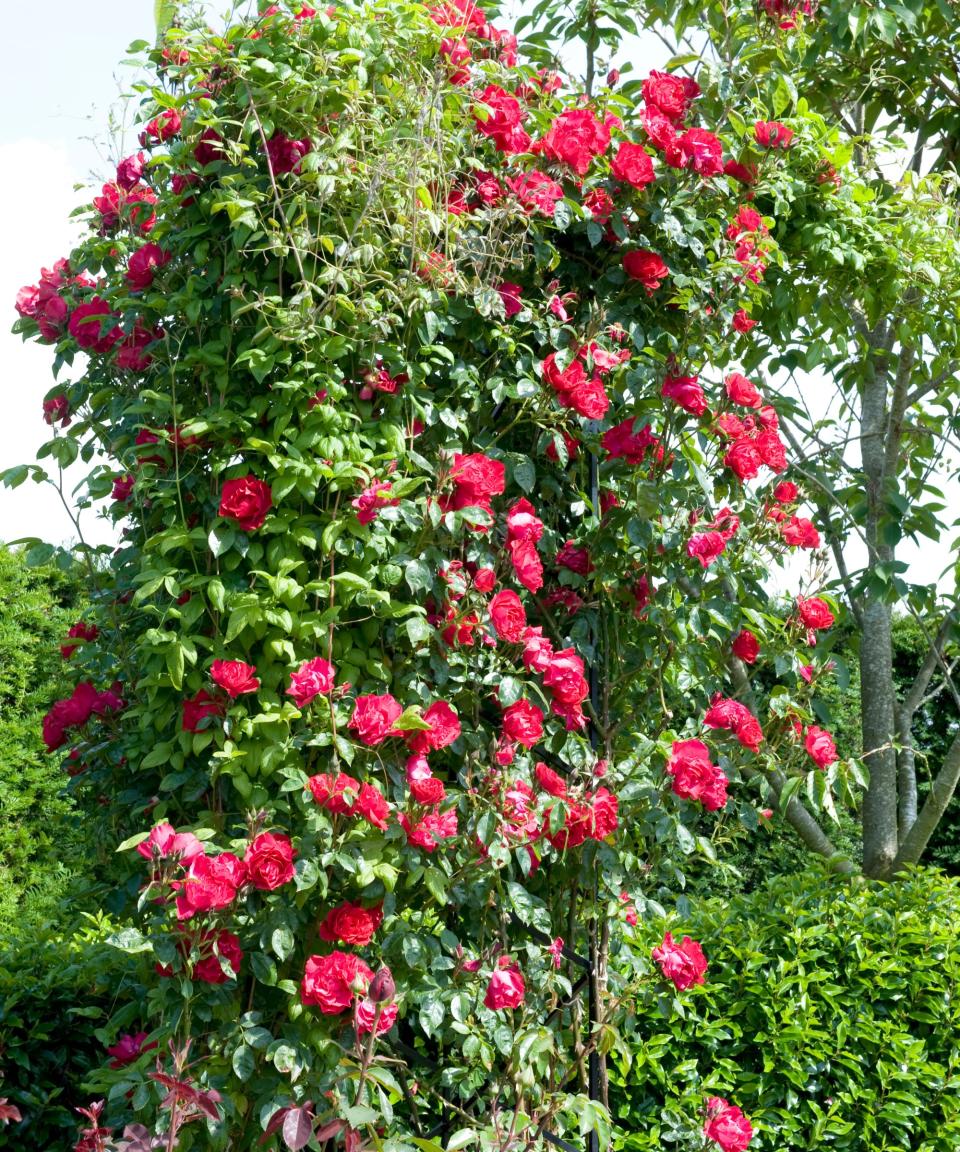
[1,2,956,594]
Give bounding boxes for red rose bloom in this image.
[210,659,260,698]
[194,127,225,167]
[497,281,523,317]
[355,782,391,830]
[219,475,272,531]
[534,761,569,797]
[484,957,525,1010]
[687,531,728,568]
[489,590,527,642]
[301,951,373,1014]
[566,375,610,419]
[116,153,146,190]
[678,128,724,177]
[142,108,182,143]
[732,630,760,664]
[106,1032,157,1069]
[502,699,544,748]
[782,515,820,549]
[623,249,669,293]
[319,902,384,946]
[308,772,360,814]
[68,298,121,353]
[194,929,243,985]
[755,429,787,472]
[556,540,592,575]
[662,374,706,416]
[539,108,611,175]
[666,739,729,810]
[288,657,336,707]
[474,85,531,154]
[754,119,794,148]
[805,725,838,768]
[175,852,246,919]
[796,595,835,631]
[725,372,762,408]
[642,70,699,123]
[652,931,708,989]
[348,694,403,745]
[410,775,446,805]
[704,1097,754,1152]
[602,418,657,465]
[774,480,798,502]
[446,453,506,517]
[724,438,763,481]
[265,132,312,175]
[506,169,564,214]
[408,700,461,754]
[509,538,544,593]
[244,832,296,890]
[182,689,224,733]
[610,141,655,188]
[126,243,171,290]
[732,309,757,333]
[703,695,763,751]
[543,648,589,705]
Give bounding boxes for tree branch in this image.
[891,726,960,874]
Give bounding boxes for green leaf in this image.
[232,1044,256,1081]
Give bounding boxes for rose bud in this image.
[368,966,396,1004]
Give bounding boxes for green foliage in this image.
[0,904,141,1144]
[611,867,960,1150]
[0,545,84,926]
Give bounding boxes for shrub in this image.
[611,867,960,1150]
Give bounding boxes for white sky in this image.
[1,1,955,597]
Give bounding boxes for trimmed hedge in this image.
[611,868,960,1150]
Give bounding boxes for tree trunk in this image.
[895,706,918,839]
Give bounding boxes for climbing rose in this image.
[474,84,531,154]
[733,309,757,333]
[194,930,243,985]
[774,480,799,502]
[353,480,399,524]
[602,418,657,465]
[244,832,295,890]
[502,699,544,748]
[678,128,723,177]
[68,297,121,353]
[796,595,835,631]
[687,531,728,568]
[506,169,563,214]
[61,621,98,659]
[301,951,373,1014]
[534,761,568,798]
[610,141,655,187]
[142,108,181,142]
[755,120,794,148]
[356,996,399,1035]
[126,243,171,290]
[805,725,838,769]
[407,700,461,754]
[319,902,384,946]
[724,438,763,481]
[506,497,543,542]
[490,590,527,642]
[400,808,458,851]
[288,657,336,707]
[497,282,523,317]
[662,374,706,416]
[308,772,360,814]
[219,475,272,531]
[704,1097,754,1152]
[704,696,763,751]
[484,957,525,1010]
[652,931,708,989]
[182,689,224,733]
[666,739,729,810]
[106,1033,157,1069]
[175,852,246,919]
[539,108,611,175]
[623,249,669,293]
[265,132,312,174]
[348,694,403,745]
[447,452,506,515]
[116,153,146,190]
[642,70,699,122]
[725,372,762,408]
[193,127,225,166]
[556,540,592,575]
[782,516,821,549]
[210,659,260,698]
[136,822,204,864]
[356,782,391,830]
[732,630,760,664]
